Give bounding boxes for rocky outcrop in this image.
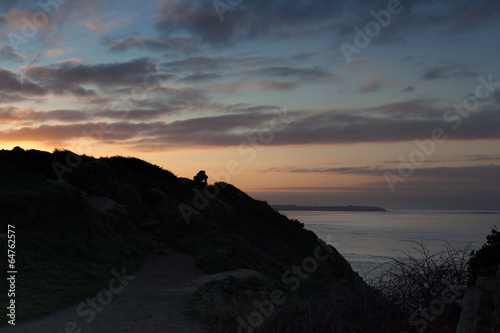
[143,188,168,208]
[87,195,127,216]
[456,264,500,333]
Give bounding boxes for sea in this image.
[280,210,500,281]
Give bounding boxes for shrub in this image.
[467,226,500,284]
[369,241,471,331]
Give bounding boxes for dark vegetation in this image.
[0,148,150,319]
[368,241,471,332]
[1,147,497,332]
[467,227,500,284]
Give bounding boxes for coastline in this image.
[272,205,387,212]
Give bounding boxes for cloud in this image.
[292,52,311,60]
[0,121,156,143]
[262,166,381,174]
[494,91,500,105]
[55,58,83,64]
[154,0,500,49]
[162,57,220,72]
[84,14,127,33]
[21,58,162,96]
[2,99,500,148]
[109,36,199,52]
[247,66,334,83]
[0,0,106,47]
[422,64,477,81]
[24,57,156,86]
[177,73,221,84]
[156,0,345,44]
[400,86,415,94]
[0,107,88,123]
[251,164,500,210]
[0,46,25,61]
[250,81,297,90]
[261,164,500,188]
[0,106,184,124]
[465,154,500,162]
[223,104,281,114]
[356,78,381,93]
[423,66,447,80]
[44,48,65,58]
[0,68,46,95]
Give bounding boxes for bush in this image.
[190,277,405,333]
[194,247,237,273]
[368,241,471,332]
[467,226,500,284]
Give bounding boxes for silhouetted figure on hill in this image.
[193,170,208,184]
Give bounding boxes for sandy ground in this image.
[2,247,213,333]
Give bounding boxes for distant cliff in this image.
[272,204,387,212]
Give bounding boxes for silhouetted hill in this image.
[0,147,403,331]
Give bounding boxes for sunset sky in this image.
[1,0,499,210]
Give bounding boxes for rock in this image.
[143,188,168,207]
[137,217,162,231]
[87,195,127,216]
[165,269,265,293]
[192,268,264,285]
[46,178,75,189]
[87,195,131,228]
[456,264,500,333]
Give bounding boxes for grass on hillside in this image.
[0,156,149,322]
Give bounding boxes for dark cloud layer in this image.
[156,0,345,44]
[1,100,500,147]
[155,0,500,46]
[24,58,157,88]
[109,36,199,52]
[0,68,46,95]
[422,65,477,81]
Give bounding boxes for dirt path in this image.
[2,247,213,333]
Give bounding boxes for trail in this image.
[1,247,259,333]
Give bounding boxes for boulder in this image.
[143,188,168,207]
[87,195,127,216]
[456,264,500,333]
[86,195,131,229]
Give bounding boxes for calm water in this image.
[281,210,499,280]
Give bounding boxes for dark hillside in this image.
[0,147,404,331]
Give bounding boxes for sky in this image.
[0,0,499,210]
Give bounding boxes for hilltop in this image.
[0,147,404,332]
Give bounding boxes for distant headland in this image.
[272,205,387,212]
